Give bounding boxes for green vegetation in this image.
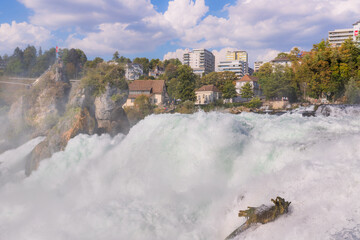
[244,97,262,108]
[221,80,237,100]
[345,77,360,104]
[256,39,360,102]
[176,65,197,102]
[2,46,87,78]
[175,100,196,114]
[81,63,128,96]
[124,95,154,125]
[240,82,254,100]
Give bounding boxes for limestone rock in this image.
[94,83,129,136]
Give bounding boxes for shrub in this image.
[345,78,360,104]
[81,63,128,96]
[245,97,262,108]
[176,100,196,114]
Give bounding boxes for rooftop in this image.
[129,80,165,94]
[196,85,220,92]
[237,75,258,82]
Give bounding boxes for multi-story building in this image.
[183,49,215,76]
[125,63,143,81]
[217,60,248,78]
[226,51,248,74]
[254,61,264,72]
[328,20,360,47]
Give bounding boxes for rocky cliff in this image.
[5,62,130,175]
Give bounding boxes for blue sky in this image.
[0,0,360,66]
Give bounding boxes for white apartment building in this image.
[125,63,143,81]
[217,60,248,78]
[328,20,360,47]
[270,57,292,67]
[226,50,248,74]
[183,49,215,76]
[254,61,264,72]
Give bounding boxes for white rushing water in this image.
[1,107,360,240]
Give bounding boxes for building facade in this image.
[328,20,360,47]
[226,51,248,74]
[270,57,292,67]
[217,60,248,78]
[195,85,221,105]
[123,80,169,107]
[235,75,261,96]
[254,61,264,72]
[183,49,215,76]
[125,63,143,81]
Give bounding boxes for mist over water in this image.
[1,109,360,239]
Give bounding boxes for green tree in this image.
[113,51,119,61]
[198,71,237,92]
[176,65,196,102]
[81,63,127,96]
[23,45,37,75]
[222,81,237,99]
[85,57,104,69]
[134,94,153,117]
[345,77,360,104]
[30,48,56,77]
[133,57,150,75]
[117,56,132,64]
[149,58,162,70]
[163,58,182,68]
[240,82,254,100]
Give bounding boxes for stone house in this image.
[123,80,169,107]
[195,85,221,105]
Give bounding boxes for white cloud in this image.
[163,0,208,32]
[66,21,173,55]
[0,21,52,54]
[18,0,157,30]
[10,0,360,61]
[163,48,190,62]
[177,0,360,51]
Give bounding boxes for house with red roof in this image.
[123,80,169,107]
[235,75,261,96]
[195,85,222,105]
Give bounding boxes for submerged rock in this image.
[225,196,291,240]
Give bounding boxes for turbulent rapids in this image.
[1,106,360,240]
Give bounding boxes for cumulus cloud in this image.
[66,21,173,55]
[10,0,360,60]
[163,0,208,32]
[163,48,190,62]
[18,0,157,30]
[179,0,360,51]
[0,21,52,54]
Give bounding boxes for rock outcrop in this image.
[225,197,291,240]
[6,61,130,175]
[94,84,129,136]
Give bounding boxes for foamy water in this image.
[1,107,360,240]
